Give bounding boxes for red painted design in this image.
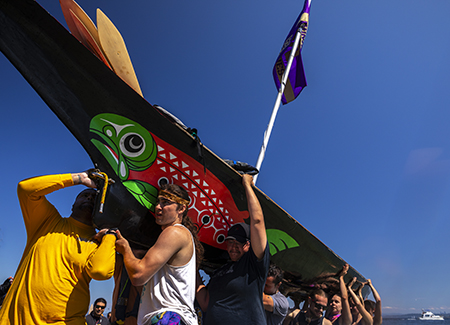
[128,134,248,250]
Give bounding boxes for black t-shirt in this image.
[204,243,270,325]
[85,312,110,325]
[291,311,325,325]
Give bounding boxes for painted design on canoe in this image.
[266,229,300,256]
[89,113,249,249]
[90,113,158,211]
[0,0,369,293]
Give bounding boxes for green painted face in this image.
[90,113,158,211]
[89,113,157,181]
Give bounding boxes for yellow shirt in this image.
[0,174,116,325]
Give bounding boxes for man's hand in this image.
[72,171,97,188]
[91,228,112,243]
[115,229,131,255]
[341,264,349,277]
[242,174,254,187]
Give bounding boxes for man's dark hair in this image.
[94,297,107,306]
[267,263,284,285]
[309,288,327,299]
[364,299,375,312]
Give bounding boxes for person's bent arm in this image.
[356,282,365,305]
[348,279,373,325]
[86,229,116,280]
[115,226,187,286]
[242,174,266,259]
[18,172,96,238]
[263,293,274,312]
[340,265,352,325]
[367,280,382,325]
[196,271,209,311]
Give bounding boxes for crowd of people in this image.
[0,170,382,325]
[281,265,382,325]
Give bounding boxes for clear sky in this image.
[1,0,450,316]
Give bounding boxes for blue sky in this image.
[2,0,450,315]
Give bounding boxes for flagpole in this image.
[254,25,304,184]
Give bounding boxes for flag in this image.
[273,0,311,105]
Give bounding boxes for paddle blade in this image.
[97,9,143,96]
[60,0,111,69]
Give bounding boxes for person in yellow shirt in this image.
[0,171,116,325]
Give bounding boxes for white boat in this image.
[419,310,444,321]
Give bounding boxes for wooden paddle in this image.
[97,9,143,96]
[60,0,111,69]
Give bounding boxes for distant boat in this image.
[419,310,444,321]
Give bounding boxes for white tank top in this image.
[138,224,197,325]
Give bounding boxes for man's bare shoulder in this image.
[158,224,191,247]
[161,224,190,236]
[159,224,193,266]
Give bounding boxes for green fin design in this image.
[267,229,300,256]
[123,180,158,212]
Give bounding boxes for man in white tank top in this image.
[115,184,198,325]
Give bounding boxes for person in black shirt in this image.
[196,175,270,325]
[86,298,110,325]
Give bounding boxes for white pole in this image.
[254,25,304,184]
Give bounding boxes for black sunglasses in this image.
[95,305,106,309]
[312,301,327,311]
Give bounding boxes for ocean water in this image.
[384,318,450,325]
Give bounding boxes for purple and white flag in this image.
[273,0,311,105]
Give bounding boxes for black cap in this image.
[225,223,250,244]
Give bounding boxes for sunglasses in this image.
[95,305,106,309]
[312,301,327,311]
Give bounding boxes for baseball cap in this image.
[225,223,250,244]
